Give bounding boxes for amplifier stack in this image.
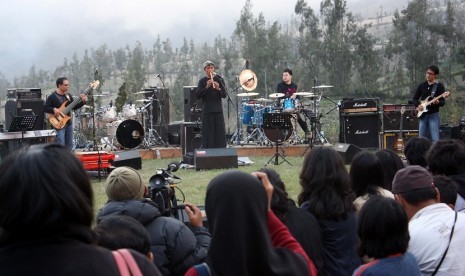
[381,104,419,150]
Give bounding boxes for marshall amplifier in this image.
[7,88,42,100]
[341,98,380,114]
[341,112,381,149]
[382,104,418,132]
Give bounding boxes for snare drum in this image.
[98,106,117,123]
[122,104,137,119]
[282,98,295,113]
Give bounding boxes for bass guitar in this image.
[416,91,450,118]
[48,80,100,129]
[393,106,406,154]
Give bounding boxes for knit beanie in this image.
[105,167,145,201]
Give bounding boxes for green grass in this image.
[91,156,305,219]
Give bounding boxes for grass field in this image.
[91,156,306,219]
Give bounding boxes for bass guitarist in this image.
[44,77,87,149]
[413,65,447,142]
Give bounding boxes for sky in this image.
[0,0,404,79]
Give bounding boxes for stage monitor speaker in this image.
[382,132,418,150]
[341,113,380,149]
[195,148,238,170]
[143,87,170,143]
[5,99,45,131]
[333,143,362,164]
[113,150,142,170]
[183,86,202,122]
[382,104,418,132]
[181,122,202,162]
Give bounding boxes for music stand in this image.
[263,113,292,166]
[8,114,38,146]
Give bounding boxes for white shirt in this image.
[408,203,465,276]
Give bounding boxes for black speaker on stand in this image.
[183,86,202,122]
[143,87,170,143]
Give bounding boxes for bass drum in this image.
[114,119,144,149]
[263,128,292,145]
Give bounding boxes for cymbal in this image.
[93,94,105,97]
[295,92,314,96]
[312,85,333,89]
[237,92,259,97]
[255,97,273,102]
[83,105,93,109]
[269,93,285,98]
[134,91,152,94]
[136,99,153,102]
[239,69,257,91]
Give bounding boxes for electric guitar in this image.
[416,91,450,118]
[48,80,100,129]
[393,106,406,154]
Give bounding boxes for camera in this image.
[148,162,182,217]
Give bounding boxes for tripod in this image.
[142,98,166,147]
[263,113,292,166]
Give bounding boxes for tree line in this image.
[1,0,464,123]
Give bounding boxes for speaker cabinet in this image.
[333,143,362,164]
[341,113,380,149]
[382,132,418,151]
[181,122,202,158]
[143,87,170,143]
[194,148,238,170]
[382,104,418,132]
[183,86,202,122]
[5,99,45,131]
[113,150,142,170]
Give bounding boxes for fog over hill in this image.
[0,0,409,80]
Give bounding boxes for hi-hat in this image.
[269,93,285,98]
[237,92,259,97]
[295,92,314,96]
[312,85,333,89]
[239,69,257,91]
[83,105,93,109]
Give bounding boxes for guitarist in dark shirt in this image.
[413,65,447,142]
[44,77,87,149]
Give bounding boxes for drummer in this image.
[276,68,309,137]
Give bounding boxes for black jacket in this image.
[97,199,211,276]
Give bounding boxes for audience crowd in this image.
[1,138,465,275]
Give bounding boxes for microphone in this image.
[109,100,113,107]
[129,100,132,106]
[94,68,99,80]
[245,60,250,69]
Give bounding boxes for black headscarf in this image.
[205,170,309,276]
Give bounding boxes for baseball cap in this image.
[391,165,434,194]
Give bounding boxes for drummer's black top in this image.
[277,82,297,98]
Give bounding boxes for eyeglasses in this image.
[426,72,436,75]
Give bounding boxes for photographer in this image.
[97,166,210,276]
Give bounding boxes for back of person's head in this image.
[0,143,93,239]
[259,168,291,222]
[298,146,354,220]
[427,139,465,176]
[375,149,405,191]
[95,215,152,258]
[434,175,458,209]
[350,151,384,197]
[404,136,432,167]
[105,166,146,201]
[206,170,309,275]
[392,165,437,205]
[358,196,409,258]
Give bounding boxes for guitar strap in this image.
[430,82,438,98]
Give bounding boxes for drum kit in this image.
[73,91,166,150]
[233,70,333,146]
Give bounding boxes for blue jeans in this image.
[56,123,74,149]
[419,112,440,142]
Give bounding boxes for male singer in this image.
[196,61,227,148]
